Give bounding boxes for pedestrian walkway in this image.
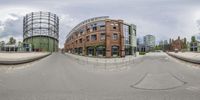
[65,53,142,64]
[167,52,200,64]
[0,52,51,64]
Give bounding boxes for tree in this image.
[191,36,196,42]
[18,41,22,46]
[0,41,5,46]
[7,37,16,45]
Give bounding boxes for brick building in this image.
[170,36,187,51]
[64,16,137,58]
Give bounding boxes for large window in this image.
[91,34,97,41]
[123,25,131,45]
[96,46,106,57]
[112,33,118,40]
[87,46,94,56]
[100,33,105,40]
[112,46,119,57]
[99,25,105,30]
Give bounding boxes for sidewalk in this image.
[167,52,200,64]
[65,53,142,64]
[65,53,144,72]
[0,52,51,65]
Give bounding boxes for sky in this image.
[0,0,200,48]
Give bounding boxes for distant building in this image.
[143,34,155,52]
[189,36,200,52]
[137,44,151,52]
[170,36,187,51]
[137,37,143,45]
[144,34,155,48]
[0,43,32,52]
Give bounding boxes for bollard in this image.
[105,59,107,71]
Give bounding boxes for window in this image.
[112,46,119,57]
[91,34,97,41]
[100,25,105,30]
[96,46,106,57]
[112,33,118,40]
[100,33,105,40]
[93,26,97,31]
[113,26,117,30]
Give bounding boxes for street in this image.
[0,53,200,100]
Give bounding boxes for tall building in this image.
[144,34,155,48]
[23,12,59,52]
[64,16,137,58]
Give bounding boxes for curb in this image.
[167,52,200,64]
[0,53,51,65]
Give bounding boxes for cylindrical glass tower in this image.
[23,12,59,52]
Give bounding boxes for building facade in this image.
[0,43,32,52]
[64,16,137,58]
[189,36,200,52]
[23,12,59,52]
[170,36,187,51]
[142,34,155,52]
[144,34,155,48]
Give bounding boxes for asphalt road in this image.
[0,52,200,100]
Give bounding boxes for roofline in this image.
[66,16,109,39]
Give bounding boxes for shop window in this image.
[96,46,106,57]
[112,46,119,57]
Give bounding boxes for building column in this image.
[119,20,125,57]
[105,20,112,58]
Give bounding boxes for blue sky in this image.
[0,0,200,48]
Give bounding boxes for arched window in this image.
[96,45,105,57]
[87,46,94,56]
[112,45,119,57]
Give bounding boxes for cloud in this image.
[197,20,200,31]
[0,0,200,47]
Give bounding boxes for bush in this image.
[139,52,146,55]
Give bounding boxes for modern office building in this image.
[144,34,155,48]
[23,12,59,52]
[141,34,155,52]
[64,16,137,58]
